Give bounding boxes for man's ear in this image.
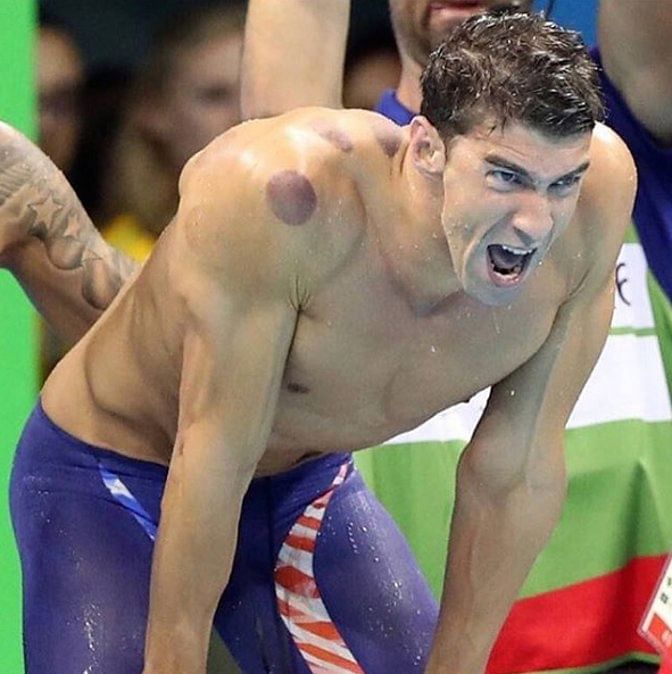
[409,116,445,178]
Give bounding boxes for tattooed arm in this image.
[0,122,138,343]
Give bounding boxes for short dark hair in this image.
[420,12,604,139]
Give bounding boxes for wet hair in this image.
[420,12,604,140]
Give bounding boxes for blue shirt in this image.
[374,89,415,126]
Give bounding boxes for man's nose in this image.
[510,192,554,246]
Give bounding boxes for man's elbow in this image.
[458,444,568,522]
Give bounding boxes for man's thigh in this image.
[13,486,154,673]
[10,405,164,673]
[292,468,439,672]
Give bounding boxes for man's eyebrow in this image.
[484,154,533,181]
[484,153,591,183]
[552,161,591,182]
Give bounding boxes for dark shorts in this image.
[10,402,437,673]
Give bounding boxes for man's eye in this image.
[551,175,582,193]
[489,170,521,186]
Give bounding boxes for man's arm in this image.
[141,134,349,671]
[0,122,138,343]
[241,0,350,119]
[598,0,672,144]
[426,127,636,674]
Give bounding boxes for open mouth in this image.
[487,244,536,286]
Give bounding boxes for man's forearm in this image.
[0,122,138,342]
[144,453,249,673]
[426,454,566,673]
[241,0,350,119]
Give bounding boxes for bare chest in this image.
[268,259,562,454]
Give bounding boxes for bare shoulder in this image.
[258,107,408,205]
[171,110,372,301]
[288,107,406,161]
[570,123,636,284]
[238,107,406,175]
[579,123,636,238]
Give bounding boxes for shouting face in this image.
[439,121,591,306]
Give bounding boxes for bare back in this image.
[42,107,631,475]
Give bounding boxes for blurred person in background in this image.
[596,0,672,386]
[36,10,87,379]
[243,0,533,120]
[100,1,245,262]
[37,11,84,175]
[37,2,246,380]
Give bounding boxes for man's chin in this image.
[462,274,524,307]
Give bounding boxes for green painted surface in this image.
[0,1,36,671]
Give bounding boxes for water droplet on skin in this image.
[346,522,360,554]
[492,312,501,335]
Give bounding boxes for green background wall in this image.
[0,1,36,671]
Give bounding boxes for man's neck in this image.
[395,58,425,115]
[376,141,461,312]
